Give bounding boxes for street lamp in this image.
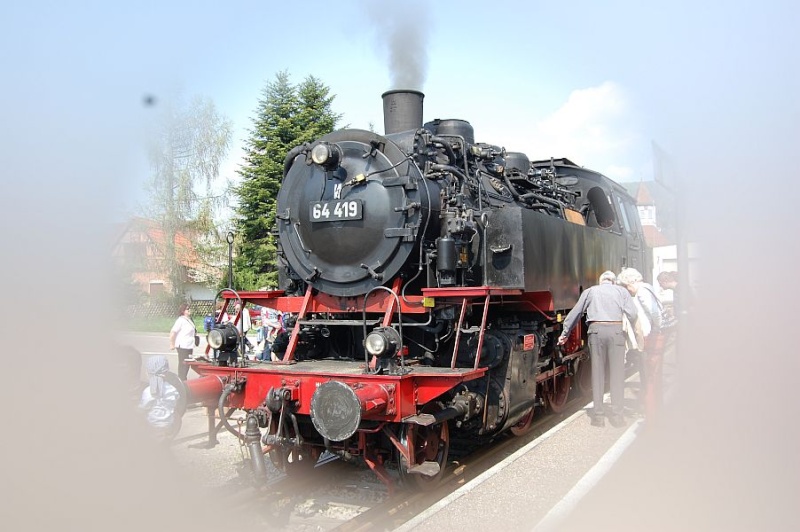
[226,232,235,289]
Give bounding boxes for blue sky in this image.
[2,0,798,221]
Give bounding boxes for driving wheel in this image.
[397,402,450,490]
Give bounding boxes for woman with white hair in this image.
[617,267,667,421]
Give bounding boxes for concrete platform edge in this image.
[395,405,591,532]
[531,418,642,531]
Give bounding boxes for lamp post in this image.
[226,232,235,289]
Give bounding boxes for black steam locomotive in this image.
[185,90,649,489]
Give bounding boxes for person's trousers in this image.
[642,331,666,421]
[258,341,272,361]
[176,347,193,381]
[587,322,626,416]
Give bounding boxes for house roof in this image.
[634,182,655,205]
[113,217,201,269]
[620,180,673,208]
[642,225,674,247]
[620,179,677,243]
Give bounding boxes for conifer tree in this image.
[234,72,340,289]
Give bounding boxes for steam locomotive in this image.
[183,90,649,490]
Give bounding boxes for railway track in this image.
[169,394,589,531]
[168,367,641,531]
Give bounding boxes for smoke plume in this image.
[364,0,431,90]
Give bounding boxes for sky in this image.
[1,1,799,531]
[5,0,797,220]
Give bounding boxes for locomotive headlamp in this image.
[310,142,341,170]
[365,326,402,358]
[207,322,240,352]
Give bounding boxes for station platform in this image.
[395,391,644,532]
[396,339,681,532]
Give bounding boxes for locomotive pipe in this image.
[520,191,565,210]
[185,375,225,404]
[429,135,458,165]
[527,203,556,210]
[245,413,268,481]
[218,382,245,442]
[430,163,468,183]
[283,143,308,178]
[501,173,523,200]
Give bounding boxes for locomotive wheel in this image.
[545,374,572,413]
[510,406,535,436]
[397,403,450,490]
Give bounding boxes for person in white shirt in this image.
[169,303,196,380]
[234,302,254,354]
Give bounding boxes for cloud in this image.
[524,81,649,181]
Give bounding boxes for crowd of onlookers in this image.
[558,268,687,428]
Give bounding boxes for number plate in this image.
[309,199,363,222]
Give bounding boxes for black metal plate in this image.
[309,199,363,222]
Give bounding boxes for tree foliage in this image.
[145,94,232,300]
[234,72,340,289]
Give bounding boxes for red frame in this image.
[186,283,581,489]
[197,285,573,407]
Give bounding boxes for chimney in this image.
[382,90,424,135]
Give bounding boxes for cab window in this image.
[587,187,617,229]
[615,195,631,233]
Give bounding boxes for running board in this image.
[299,319,380,326]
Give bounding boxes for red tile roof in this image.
[643,225,673,247]
[635,182,655,205]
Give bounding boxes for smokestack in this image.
[382,89,424,135]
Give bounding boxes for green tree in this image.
[234,72,340,289]
[145,94,232,301]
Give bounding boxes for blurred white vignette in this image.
[1,2,798,531]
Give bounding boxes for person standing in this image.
[657,269,691,322]
[169,302,196,381]
[234,302,254,355]
[258,306,283,361]
[215,302,230,324]
[618,268,670,422]
[558,270,638,427]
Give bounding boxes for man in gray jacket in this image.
[558,270,638,427]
